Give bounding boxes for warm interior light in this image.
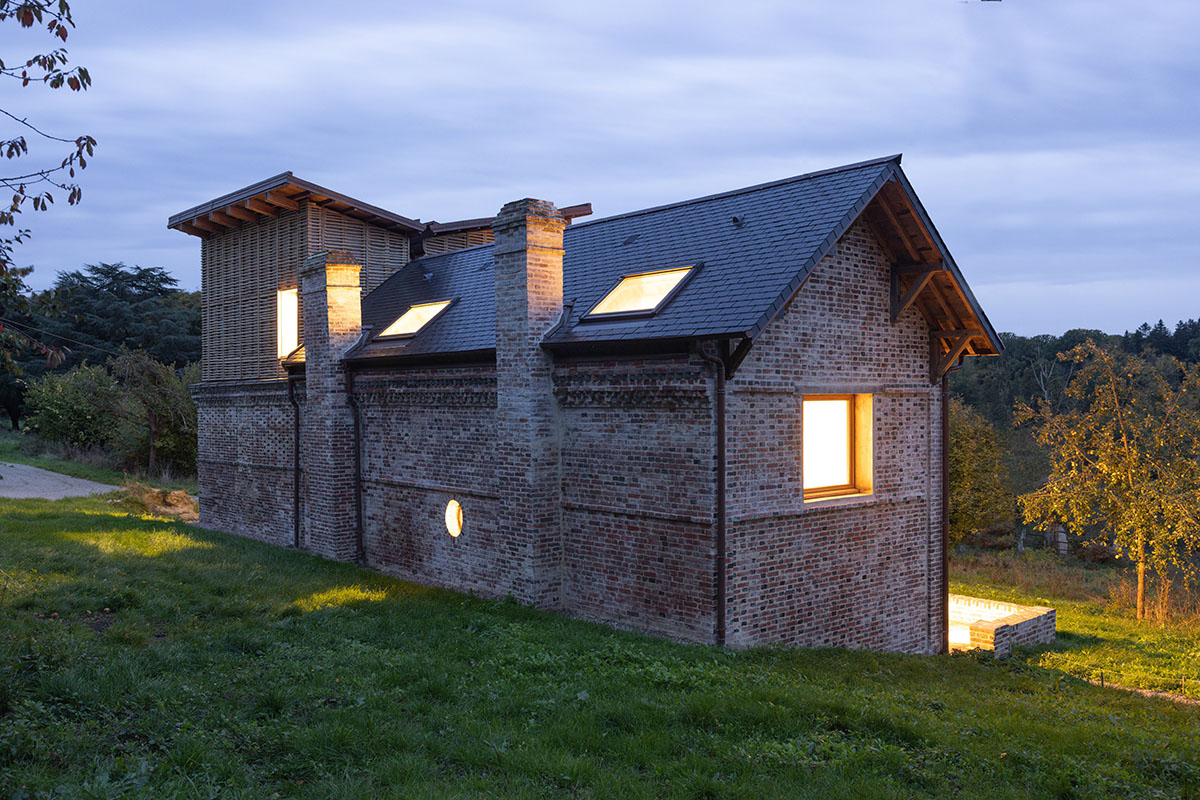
[803,398,852,491]
[445,499,463,537]
[380,300,452,337]
[587,267,692,316]
[276,288,299,358]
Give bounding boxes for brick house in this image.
[170,155,1000,652]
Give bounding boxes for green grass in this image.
[0,430,197,494]
[1,499,1198,799]
[952,549,1200,699]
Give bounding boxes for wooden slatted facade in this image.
[423,229,493,255]
[200,203,411,382]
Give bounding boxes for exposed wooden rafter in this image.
[245,197,280,217]
[208,210,241,229]
[189,217,224,234]
[223,204,258,223]
[264,191,300,210]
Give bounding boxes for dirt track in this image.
[0,462,119,500]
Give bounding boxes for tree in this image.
[0,0,95,369]
[1017,341,1200,620]
[107,349,197,475]
[39,262,201,368]
[948,397,1012,544]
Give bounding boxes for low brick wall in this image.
[948,594,1056,658]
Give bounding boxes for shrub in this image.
[23,364,116,447]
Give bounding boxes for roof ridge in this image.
[566,154,902,233]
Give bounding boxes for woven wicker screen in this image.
[307,206,410,293]
[423,229,493,256]
[201,209,304,382]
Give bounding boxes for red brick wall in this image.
[194,381,299,547]
[724,218,944,653]
[193,213,946,654]
[555,357,717,642]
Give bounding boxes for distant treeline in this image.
[951,317,1200,429]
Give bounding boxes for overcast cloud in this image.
[3,0,1197,335]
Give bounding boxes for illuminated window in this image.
[379,300,452,338]
[585,266,693,318]
[276,288,299,358]
[445,499,463,537]
[802,395,872,501]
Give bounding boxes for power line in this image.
[0,315,122,357]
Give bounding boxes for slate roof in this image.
[349,243,495,361]
[346,155,997,363]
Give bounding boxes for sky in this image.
[2,0,1198,336]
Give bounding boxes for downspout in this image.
[287,375,301,549]
[699,343,727,648]
[941,373,950,654]
[346,367,365,565]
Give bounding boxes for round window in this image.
[445,499,463,537]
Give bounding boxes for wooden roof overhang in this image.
[167,172,425,238]
[859,175,1002,382]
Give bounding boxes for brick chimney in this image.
[492,199,566,608]
[300,250,362,562]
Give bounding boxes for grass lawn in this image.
[0,430,197,495]
[952,550,1200,699]
[2,498,1198,799]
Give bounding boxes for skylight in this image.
[585,266,693,318]
[379,300,452,338]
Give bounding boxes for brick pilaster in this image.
[300,250,362,562]
[492,199,566,608]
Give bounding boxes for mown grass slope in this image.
[2,496,1198,799]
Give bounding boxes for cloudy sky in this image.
[3,0,1197,335]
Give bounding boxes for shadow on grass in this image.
[0,504,458,625]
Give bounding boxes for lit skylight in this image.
[379,300,452,338]
[586,266,692,317]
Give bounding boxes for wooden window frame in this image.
[580,264,699,322]
[802,395,858,500]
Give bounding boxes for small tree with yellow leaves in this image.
[1017,340,1200,620]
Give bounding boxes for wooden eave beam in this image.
[245,197,280,217]
[931,333,974,383]
[926,277,962,330]
[264,191,300,211]
[176,221,205,237]
[223,204,258,223]
[208,210,241,229]
[862,207,899,263]
[933,329,985,339]
[189,217,224,234]
[875,193,922,262]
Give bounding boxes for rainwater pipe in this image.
[699,343,728,648]
[346,368,365,565]
[287,375,301,549]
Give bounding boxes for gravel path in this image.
[0,462,120,500]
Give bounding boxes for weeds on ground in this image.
[0,429,196,493]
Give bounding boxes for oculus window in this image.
[802,394,873,501]
[276,288,299,359]
[445,499,463,538]
[379,300,452,338]
[585,266,693,318]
